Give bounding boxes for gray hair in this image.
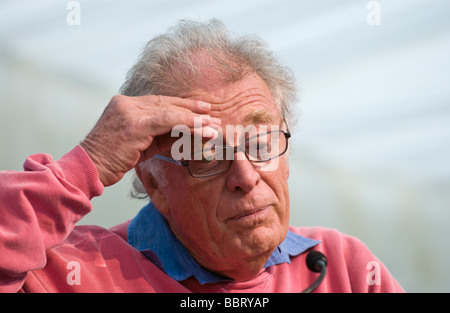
[120,19,298,199]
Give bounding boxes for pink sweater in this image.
[0,146,404,293]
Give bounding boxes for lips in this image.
[227,205,271,223]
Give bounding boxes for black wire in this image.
[302,262,327,293]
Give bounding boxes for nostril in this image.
[225,159,260,193]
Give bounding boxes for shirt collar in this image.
[128,202,320,284]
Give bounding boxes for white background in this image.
[1,0,449,292]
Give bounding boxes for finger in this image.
[139,124,221,163]
[141,95,213,114]
[146,111,221,137]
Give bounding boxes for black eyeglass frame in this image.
[153,130,291,178]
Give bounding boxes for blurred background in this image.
[1,0,449,292]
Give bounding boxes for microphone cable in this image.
[302,251,328,293]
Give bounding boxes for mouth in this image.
[227,206,271,225]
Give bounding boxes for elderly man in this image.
[0,19,403,293]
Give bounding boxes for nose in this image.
[225,152,260,193]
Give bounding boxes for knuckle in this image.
[108,95,129,112]
[147,113,169,129]
[149,95,166,108]
[158,111,172,125]
[110,95,126,106]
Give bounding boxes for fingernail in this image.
[198,101,211,110]
[210,117,222,125]
[203,126,219,139]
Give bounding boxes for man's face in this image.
[149,73,290,281]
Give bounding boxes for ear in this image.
[285,159,290,179]
[135,166,170,217]
[281,154,289,180]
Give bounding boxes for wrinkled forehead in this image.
[213,93,282,146]
[214,124,282,149]
[184,73,282,124]
[210,91,281,126]
[180,73,284,147]
[208,92,283,146]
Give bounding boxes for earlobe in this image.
[135,166,170,216]
[148,189,170,217]
[285,159,290,179]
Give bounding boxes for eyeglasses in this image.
[153,130,291,178]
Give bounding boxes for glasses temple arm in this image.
[153,154,184,166]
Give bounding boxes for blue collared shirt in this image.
[128,202,320,284]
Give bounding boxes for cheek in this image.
[278,158,290,203]
[262,161,290,221]
[164,181,224,241]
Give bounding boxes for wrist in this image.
[54,145,104,199]
[79,140,120,187]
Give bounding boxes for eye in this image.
[257,141,269,150]
[189,153,222,175]
[200,156,215,163]
[201,146,217,162]
[190,146,223,166]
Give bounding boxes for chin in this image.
[227,224,285,265]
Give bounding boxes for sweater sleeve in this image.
[0,146,104,292]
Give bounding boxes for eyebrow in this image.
[244,110,278,124]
